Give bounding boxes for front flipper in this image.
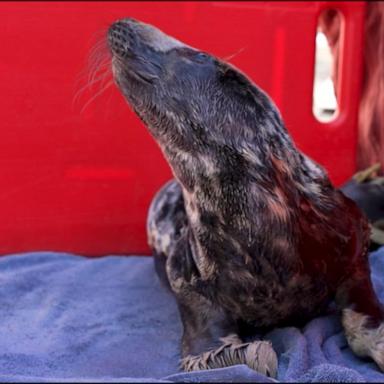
[181,333,277,377]
[167,239,278,378]
[336,267,384,371]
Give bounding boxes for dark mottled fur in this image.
[108,18,384,375]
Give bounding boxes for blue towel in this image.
[0,248,383,382]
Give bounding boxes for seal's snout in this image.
[108,17,186,58]
[108,19,136,58]
[108,17,191,86]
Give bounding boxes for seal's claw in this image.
[342,309,384,372]
[372,347,384,372]
[180,340,278,378]
[367,324,384,372]
[246,341,278,377]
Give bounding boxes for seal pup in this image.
[107,18,384,376]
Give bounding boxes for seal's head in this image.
[109,19,286,156]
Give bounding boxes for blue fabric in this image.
[0,248,383,382]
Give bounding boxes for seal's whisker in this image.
[76,61,110,93]
[87,34,109,56]
[73,69,107,100]
[73,66,112,108]
[73,29,109,78]
[88,37,108,55]
[222,46,247,62]
[86,27,109,48]
[80,79,114,114]
[89,47,109,66]
[88,43,109,71]
[73,36,109,85]
[73,33,112,110]
[87,31,108,55]
[93,65,113,94]
[88,62,111,93]
[90,58,111,85]
[83,59,110,93]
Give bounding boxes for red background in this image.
[0,1,365,256]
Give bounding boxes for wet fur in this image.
[108,18,384,375]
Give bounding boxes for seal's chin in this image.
[111,55,155,87]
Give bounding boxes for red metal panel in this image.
[0,1,365,255]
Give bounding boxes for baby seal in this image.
[107,18,384,376]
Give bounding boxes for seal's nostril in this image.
[108,18,142,58]
[109,22,133,42]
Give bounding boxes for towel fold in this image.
[0,248,383,382]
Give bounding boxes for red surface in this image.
[0,1,365,256]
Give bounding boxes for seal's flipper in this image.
[163,234,278,377]
[181,337,277,378]
[147,179,187,256]
[336,268,384,372]
[147,179,190,289]
[175,287,277,377]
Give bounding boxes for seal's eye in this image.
[193,52,209,64]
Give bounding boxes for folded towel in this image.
[0,247,383,382]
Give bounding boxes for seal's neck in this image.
[167,132,326,206]
[162,111,330,236]
[163,124,331,280]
